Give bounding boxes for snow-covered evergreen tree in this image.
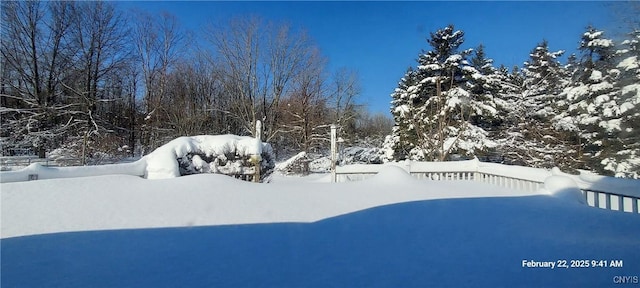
[388,67,421,160]
[388,25,497,161]
[468,45,503,117]
[519,40,570,168]
[386,25,639,177]
[509,65,525,90]
[467,45,508,161]
[523,40,568,120]
[555,26,617,172]
[565,53,579,82]
[601,29,640,177]
[491,65,530,165]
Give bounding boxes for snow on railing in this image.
[0,156,135,170]
[475,173,544,193]
[553,169,640,214]
[0,161,148,183]
[335,159,640,214]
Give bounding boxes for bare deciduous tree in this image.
[206,17,314,141]
[65,1,131,163]
[132,10,185,150]
[1,1,76,157]
[1,5,369,161]
[279,48,329,153]
[329,68,361,142]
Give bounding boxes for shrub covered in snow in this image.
[340,147,385,165]
[275,147,386,176]
[275,152,333,174]
[145,135,275,182]
[275,152,313,175]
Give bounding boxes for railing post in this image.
[330,124,337,183]
[253,120,262,183]
[473,157,480,182]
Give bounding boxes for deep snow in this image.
[1,164,639,287]
[3,196,639,287]
[2,166,542,239]
[144,134,271,179]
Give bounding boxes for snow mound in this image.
[145,135,274,181]
[544,175,586,205]
[369,165,415,183]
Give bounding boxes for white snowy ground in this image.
[1,166,540,239]
[4,135,640,287]
[2,167,640,287]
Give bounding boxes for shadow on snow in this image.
[2,195,639,287]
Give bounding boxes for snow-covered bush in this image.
[340,147,385,164]
[275,152,332,174]
[275,147,386,176]
[275,152,313,175]
[145,135,275,182]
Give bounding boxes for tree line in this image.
[387,23,640,178]
[0,1,392,161]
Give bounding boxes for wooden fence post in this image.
[253,120,263,183]
[331,124,337,183]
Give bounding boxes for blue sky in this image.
[120,1,618,115]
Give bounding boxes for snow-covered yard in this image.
[1,166,542,239]
[2,166,640,287]
[1,135,639,287]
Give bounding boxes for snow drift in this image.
[1,172,541,239]
[144,135,274,180]
[543,175,586,204]
[2,171,639,287]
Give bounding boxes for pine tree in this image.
[493,65,529,165]
[565,53,579,82]
[523,40,567,119]
[509,65,525,90]
[388,25,497,161]
[470,44,494,75]
[388,67,421,160]
[520,40,570,168]
[601,29,640,177]
[467,45,506,161]
[555,26,617,172]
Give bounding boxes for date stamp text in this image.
[521,259,625,270]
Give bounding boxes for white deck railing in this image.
[570,172,640,214]
[335,159,640,214]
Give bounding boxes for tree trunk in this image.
[38,143,46,159]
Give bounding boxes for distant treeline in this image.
[0,1,392,160]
